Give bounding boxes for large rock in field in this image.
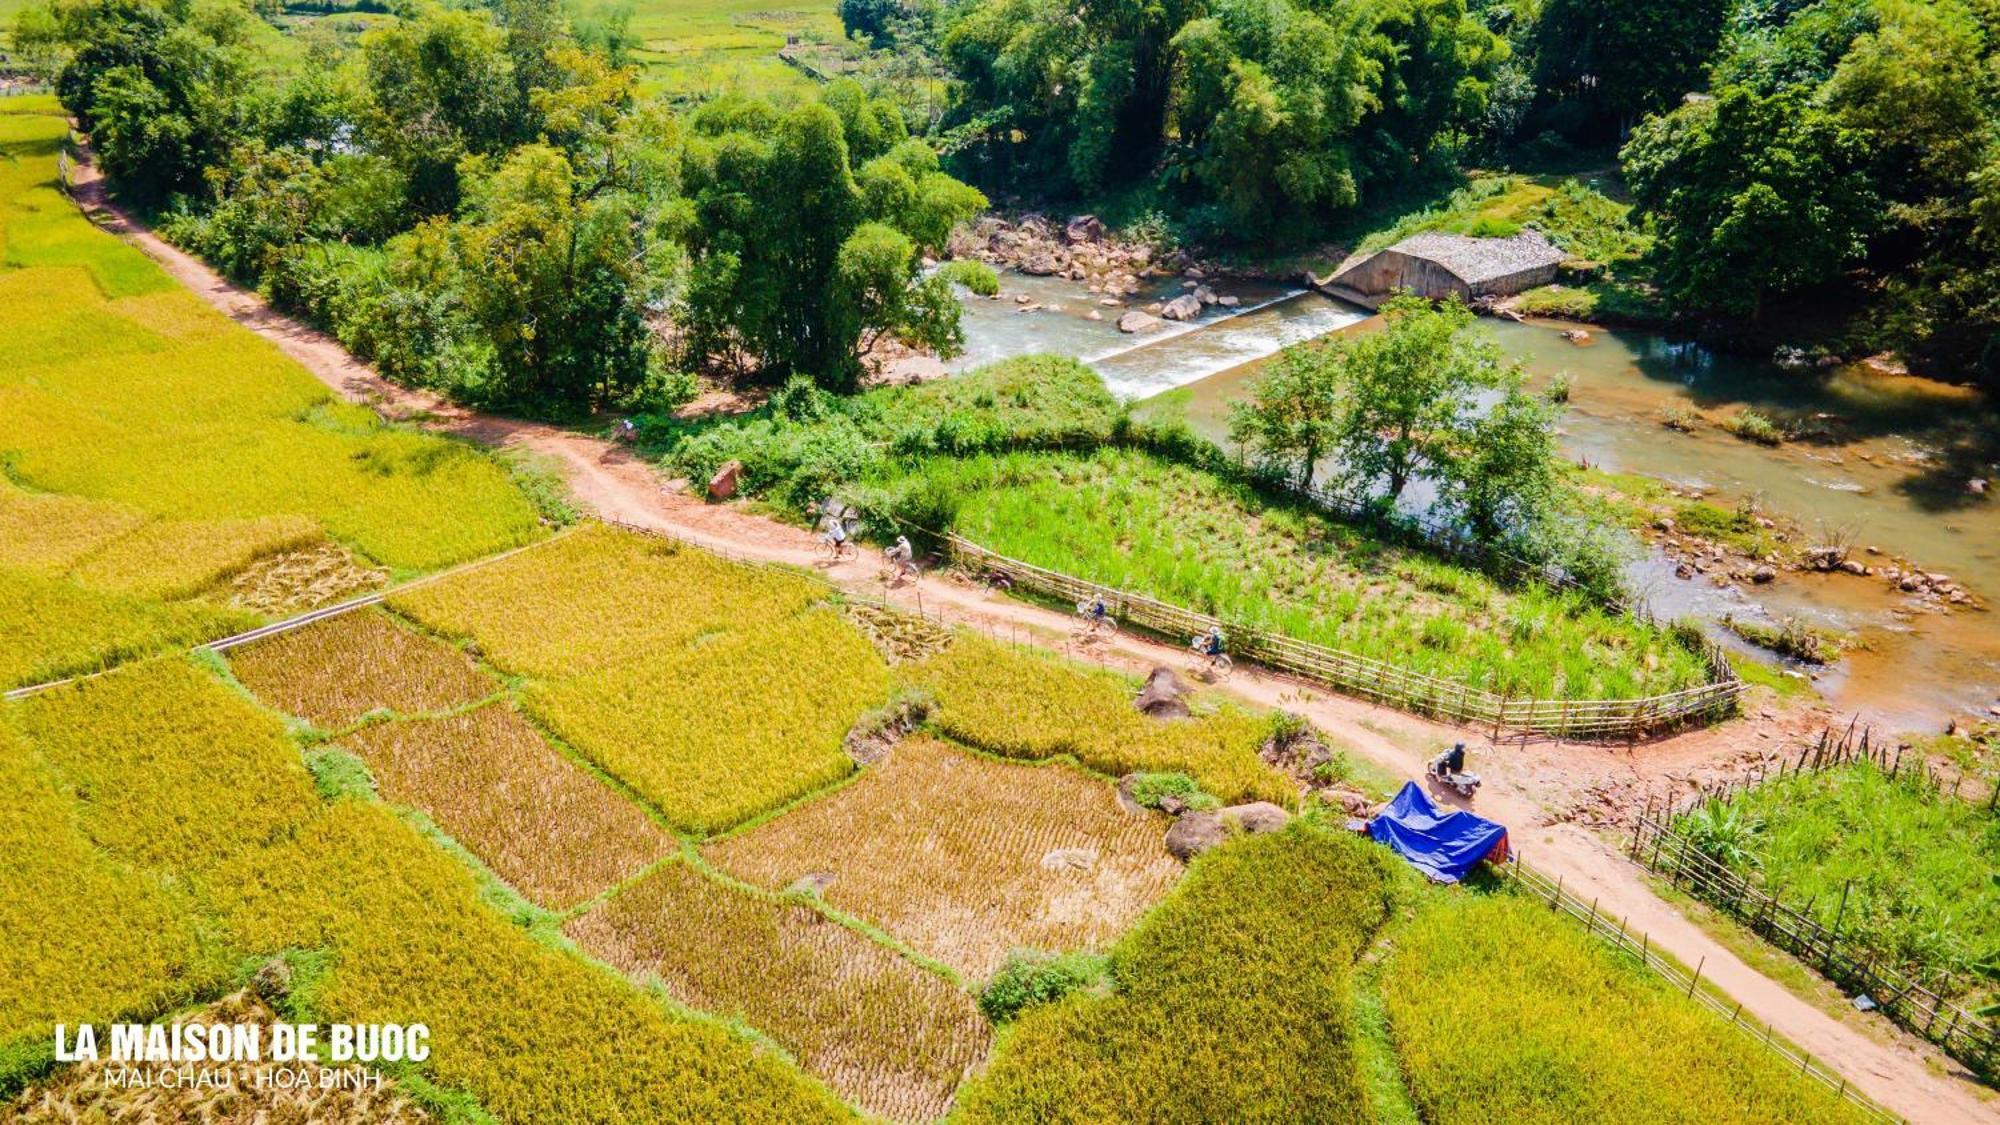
[1161,294,1203,321]
[708,459,743,500]
[1134,666,1190,720]
[1165,812,1226,861]
[1221,802,1291,835]
[1117,310,1164,333]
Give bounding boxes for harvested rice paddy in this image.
[227,609,497,729]
[569,860,989,1121]
[706,736,1181,979]
[339,703,675,908]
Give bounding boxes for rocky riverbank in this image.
[945,213,1266,332]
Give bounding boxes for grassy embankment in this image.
[0,97,544,690]
[662,356,1712,702]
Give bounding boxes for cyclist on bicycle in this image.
[1198,625,1225,658]
[1086,593,1110,623]
[885,535,917,580]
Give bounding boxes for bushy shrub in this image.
[980,949,1112,1022]
[1123,771,1220,812]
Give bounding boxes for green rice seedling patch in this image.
[11,657,320,874]
[1383,892,1870,1123]
[706,736,1181,979]
[204,799,852,1122]
[912,634,1292,807]
[934,448,1708,700]
[1678,760,2000,1003]
[339,703,675,908]
[527,605,889,834]
[228,610,496,729]
[0,722,214,1056]
[390,523,823,679]
[953,826,1395,1121]
[569,860,990,1121]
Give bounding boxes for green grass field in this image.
[1678,761,2000,1003]
[0,98,542,688]
[930,448,1710,700]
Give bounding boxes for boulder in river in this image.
[1064,214,1106,244]
[1118,310,1164,333]
[1161,294,1203,321]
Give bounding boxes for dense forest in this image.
[922,0,1999,380]
[13,0,1998,397]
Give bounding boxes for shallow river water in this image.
[960,277,2000,728]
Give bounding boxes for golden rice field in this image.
[227,610,497,729]
[388,523,823,680]
[569,861,990,1122]
[0,569,251,689]
[954,826,1395,1121]
[528,605,890,834]
[0,721,216,1053]
[339,703,676,908]
[706,736,1182,979]
[1382,893,1871,1124]
[204,799,852,1122]
[10,658,322,874]
[914,635,1294,807]
[0,100,540,689]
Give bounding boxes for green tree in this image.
[1227,339,1346,487]
[435,140,675,410]
[28,0,258,201]
[679,91,984,390]
[357,5,521,212]
[1622,87,1877,317]
[1430,379,1559,542]
[1326,295,1503,504]
[1530,0,1733,138]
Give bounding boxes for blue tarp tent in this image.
[1368,782,1510,883]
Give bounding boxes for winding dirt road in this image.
[69,161,1997,1123]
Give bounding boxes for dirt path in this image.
[73,168,1994,1123]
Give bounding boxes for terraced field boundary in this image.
[1500,855,1895,1121]
[949,535,1742,740]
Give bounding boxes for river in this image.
[957,276,2000,729]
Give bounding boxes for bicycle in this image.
[1072,598,1117,640]
[1188,635,1234,680]
[818,531,856,562]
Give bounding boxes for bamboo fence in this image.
[950,534,1742,739]
[1628,723,1999,1076]
[1499,853,1895,1120]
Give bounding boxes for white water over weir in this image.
[1087,291,1370,400]
[947,271,1369,400]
